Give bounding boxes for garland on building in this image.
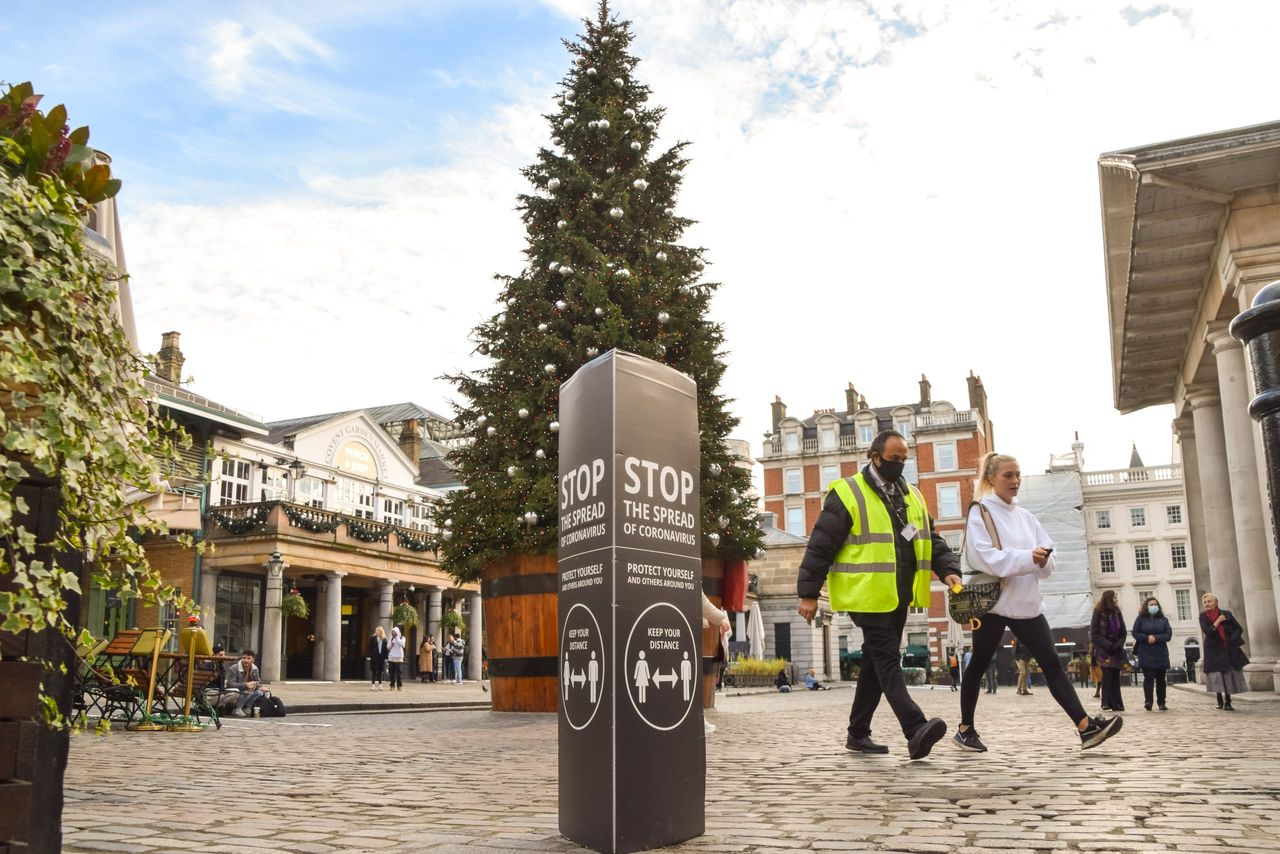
[346,518,391,543]
[208,504,270,535]
[283,504,342,534]
[431,1,762,582]
[395,529,433,552]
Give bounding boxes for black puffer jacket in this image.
[1131,612,1172,670]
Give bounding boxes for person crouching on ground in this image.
[226,649,263,717]
[775,668,791,693]
[953,452,1123,753]
[796,429,961,760]
[805,669,830,691]
[1200,593,1248,711]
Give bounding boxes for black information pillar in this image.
[558,349,704,854]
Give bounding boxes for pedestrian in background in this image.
[985,654,999,695]
[1132,595,1172,711]
[1091,590,1127,712]
[448,632,465,684]
[796,430,961,760]
[948,651,960,692]
[419,635,437,683]
[368,626,389,691]
[1014,637,1034,696]
[953,452,1122,753]
[1087,642,1103,698]
[387,626,406,691]
[775,668,792,693]
[1200,592,1248,711]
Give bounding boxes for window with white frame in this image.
[784,431,799,453]
[902,458,919,485]
[784,467,802,494]
[1134,544,1151,571]
[858,423,874,444]
[942,531,962,552]
[1167,504,1183,525]
[338,478,376,519]
[935,441,957,472]
[260,469,288,503]
[1096,509,1111,529]
[381,497,405,526]
[820,464,840,490]
[409,500,434,532]
[219,459,251,505]
[1099,547,1115,573]
[937,483,961,518]
[897,420,912,439]
[1175,588,1193,621]
[1130,506,1147,527]
[1137,589,1154,606]
[820,425,836,449]
[1170,542,1188,570]
[296,476,326,509]
[785,507,806,536]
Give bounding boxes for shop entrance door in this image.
[340,594,365,680]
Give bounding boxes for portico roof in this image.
[1098,120,1280,412]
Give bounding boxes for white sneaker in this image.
[703,720,717,735]
[232,708,247,717]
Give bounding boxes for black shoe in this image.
[1144,704,1152,711]
[908,718,947,760]
[1080,715,1123,749]
[952,727,988,753]
[1224,703,1235,711]
[1157,703,1168,711]
[845,735,889,754]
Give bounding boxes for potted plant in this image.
[392,600,418,630]
[282,588,309,620]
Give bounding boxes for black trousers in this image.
[371,659,386,685]
[1142,667,1166,706]
[388,661,403,689]
[848,607,927,740]
[1101,667,1124,710]
[961,613,1087,727]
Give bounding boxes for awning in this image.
[904,645,929,656]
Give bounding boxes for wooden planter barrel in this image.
[484,554,728,714]
[483,553,559,713]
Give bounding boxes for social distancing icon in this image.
[561,603,605,730]
[624,602,697,731]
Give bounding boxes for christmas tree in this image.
[433,1,763,581]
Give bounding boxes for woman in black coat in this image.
[1200,592,1248,710]
[1131,596,1172,711]
[367,626,389,691]
[1090,590,1126,712]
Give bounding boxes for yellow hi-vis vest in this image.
[827,473,933,612]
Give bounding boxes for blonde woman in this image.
[368,625,389,691]
[1199,593,1248,710]
[953,452,1123,752]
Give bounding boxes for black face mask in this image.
[875,458,905,483]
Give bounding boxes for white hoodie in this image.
[388,627,407,662]
[965,494,1055,620]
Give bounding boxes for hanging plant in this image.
[392,601,418,629]
[442,609,465,634]
[282,590,309,620]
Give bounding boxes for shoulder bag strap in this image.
[976,502,1002,550]
[959,501,980,576]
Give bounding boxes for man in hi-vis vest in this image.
[797,430,961,760]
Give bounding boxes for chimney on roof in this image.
[858,393,868,410]
[399,419,422,464]
[156,331,184,384]
[760,511,777,529]
[967,370,987,419]
[771,396,786,433]
[845,383,858,413]
[919,374,931,407]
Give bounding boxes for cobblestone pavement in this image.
[63,682,1280,854]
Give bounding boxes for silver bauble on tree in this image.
[476,415,487,426]
[657,311,670,323]
[663,207,674,216]
[586,67,597,76]
[550,421,560,433]
[655,251,667,262]
[623,108,635,119]
[557,219,567,229]
[518,408,529,418]
[717,516,729,528]
[708,533,721,547]
[555,300,567,311]
[442,530,453,541]
[630,141,641,151]
[586,346,599,357]
[497,313,507,324]
[524,511,539,525]
[486,426,497,436]
[535,449,546,460]
[547,177,560,190]
[609,207,624,219]
[597,118,609,129]
[616,268,630,279]
[560,265,574,275]
[594,307,604,317]
[632,178,648,190]
[646,121,656,130]
[548,261,560,271]
[507,465,518,476]
[708,463,722,476]
[613,78,623,87]
[591,191,602,200]
[543,363,556,375]
[606,166,616,174]
[538,322,549,332]
[563,118,575,128]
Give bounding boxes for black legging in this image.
[1142,667,1166,706]
[1101,667,1124,710]
[961,613,1088,727]
[388,661,403,689]
[371,659,385,685]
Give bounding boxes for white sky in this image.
[37,0,1275,474]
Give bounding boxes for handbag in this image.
[947,501,1003,630]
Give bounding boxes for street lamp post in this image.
[262,550,288,682]
[1228,281,1280,565]
[288,458,306,503]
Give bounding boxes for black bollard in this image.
[1229,280,1280,566]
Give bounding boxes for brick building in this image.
[758,374,995,673]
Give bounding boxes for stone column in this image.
[1173,417,1212,601]
[1184,385,1246,621]
[260,553,285,683]
[378,578,395,634]
[198,567,221,634]
[468,592,484,682]
[1208,322,1280,690]
[312,575,330,681]
[316,571,346,683]
[428,586,444,646]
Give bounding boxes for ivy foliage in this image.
[1,81,194,638]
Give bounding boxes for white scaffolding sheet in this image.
[1017,471,1094,628]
